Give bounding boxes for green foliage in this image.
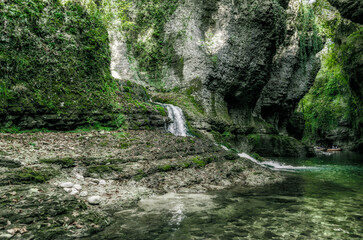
[300,40,360,143]
[297,2,323,69]
[0,0,119,129]
[114,114,125,129]
[156,105,167,116]
[311,0,341,40]
[124,0,181,84]
[191,156,206,167]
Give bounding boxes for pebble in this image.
[73,184,82,190]
[70,188,79,195]
[88,196,101,205]
[89,178,99,184]
[80,191,88,197]
[64,188,72,193]
[75,174,84,181]
[99,180,106,185]
[60,182,74,188]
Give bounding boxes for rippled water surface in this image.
[91,152,363,239]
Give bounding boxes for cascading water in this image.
[238,153,316,171]
[162,104,189,137]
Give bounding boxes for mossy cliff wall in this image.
[0,0,118,130]
[300,1,363,151]
[111,0,322,157]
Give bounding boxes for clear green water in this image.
[92,152,363,240]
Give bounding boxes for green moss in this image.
[157,164,173,172]
[40,158,75,168]
[191,156,206,167]
[134,169,146,181]
[296,2,323,69]
[3,168,57,185]
[224,152,239,161]
[156,105,167,116]
[181,162,191,168]
[87,165,123,174]
[299,27,362,143]
[247,134,261,144]
[0,0,119,130]
[125,0,180,84]
[251,152,263,162]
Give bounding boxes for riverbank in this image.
[0,130,283,239]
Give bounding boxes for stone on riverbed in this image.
[88,196,101,205]
[60,182,74,188]
[80,191,88,197]
[70,188,79,195]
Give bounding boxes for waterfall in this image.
[162,104,189,137]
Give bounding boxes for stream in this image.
[89,152,363,239]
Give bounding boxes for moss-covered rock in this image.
[248,134,313,157]
[0,185,108,239]
[300,20,362,150]
[0,158,21,168]
[40,158,76,168]
[0,167,58,186]
[0,0,117,130]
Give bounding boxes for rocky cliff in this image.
[111,0,322,157]
[327,0,363,24]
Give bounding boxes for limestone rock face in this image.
[110,0,322,156]
[161,0,287,126]
[253,0,322,134]
[327,0,363,24]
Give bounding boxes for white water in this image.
[163,104,189,137]
[238,152,316,171]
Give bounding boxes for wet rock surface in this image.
[0,130,283,239]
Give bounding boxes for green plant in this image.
[157,165,172,172]
[299,29,361,143]
[297,2,323,69]
[124,0,181,84]
[191,156,206,167]
[115,114,125,129]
